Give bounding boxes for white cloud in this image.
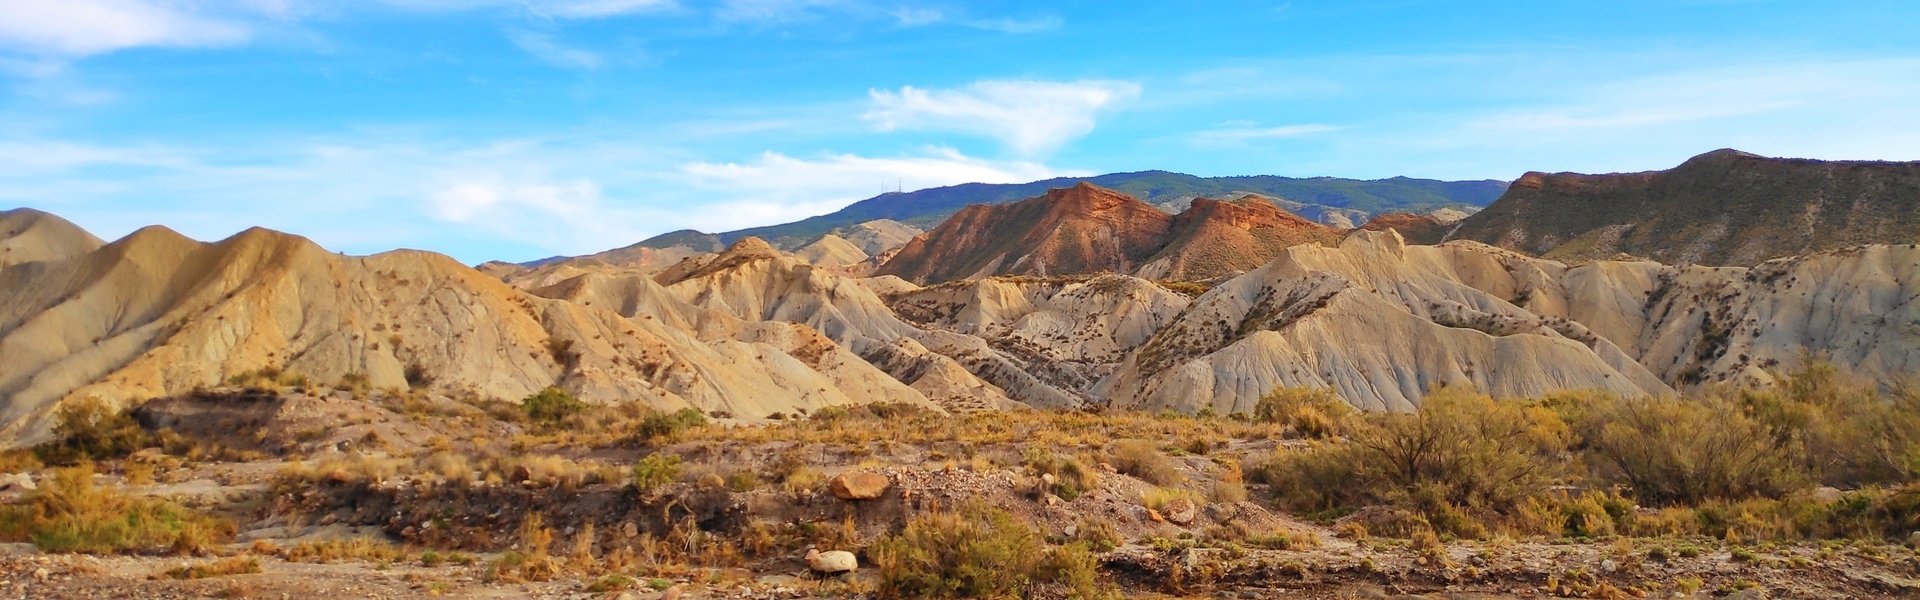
[526,0,677,18]
[505,30,602,69]
[865,79,1140,156]
[0,130,1080,263]
[964,15,1061,34]
[715,0,842,22]
[0,0,251,57]
[677,147,1072,230]
[1191,123,1339,144]
[889,7,942,26]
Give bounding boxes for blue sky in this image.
[3,0,1918,263]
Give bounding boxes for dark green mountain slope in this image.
[1449,149,1920,265]
[707,171,1505,248]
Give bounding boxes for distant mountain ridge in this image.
[1449,149,1920,265]
[609,170,1505,256]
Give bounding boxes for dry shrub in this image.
[868,501,1045,598]
[283,537,405,563]
[488,514,563,582]
[1253,386,1352,439]
[1257,385,1569,538]
[36,397,152,465]
[1022,448,1098,500]
[0,464,233,554]
[1107,440,1183,486]
[165,557,261,579]
[1141,486,1202,512]
[1209,480,1249,504]
[1568,393,1800,506]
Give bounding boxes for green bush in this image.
[520,387,585,423]
[35,397,152,466]
[0,464,233,554]
[868,502,1048,598]
[631,453,681,494]
[634,407,708,441]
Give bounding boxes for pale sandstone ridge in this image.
[0,224,932,446]
[792,234,870,268]
[832,219,923,255]
[0,208,104,270]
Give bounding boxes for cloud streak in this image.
[505,30,603,69]
[865,79,1140,156]
[0,0,251,57]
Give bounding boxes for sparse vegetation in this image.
[631,452,682,494]
[520,387,585,423]
[0,464,233,554]
[869,501,1111,599]
[1107,439,1183,486]
[35,397,152,465]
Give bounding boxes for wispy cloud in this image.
[680,147,1069,225]
[889,7,943,26]
[1191,123,1340,144]
[714,0,843,22]
[379,0,678,18]
[964,15,1062,34]
[866,79,1141,156]
[505,29,603,69]
[0,130,1077,262]
[525,0,679,18]
[0,0,251,57]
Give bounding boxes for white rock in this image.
[805,549,858,574]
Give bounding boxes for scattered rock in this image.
[1908,531,1920,548]
[805,549,858,574]
[510,465,533,483]
[1810,487,1845,504]
[0,473,33,492]
[1163,498,1198,526]
[829,472,890,500]
[1600,558,1617,573]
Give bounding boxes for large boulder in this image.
[829,471,890,500]
[806,548,858,574]
[1163,498,1198,526]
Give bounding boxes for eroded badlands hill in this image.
[4,203,1919,445]
[879,183,1344,284]
[879,183,1176,284]
[0,224,944,446]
